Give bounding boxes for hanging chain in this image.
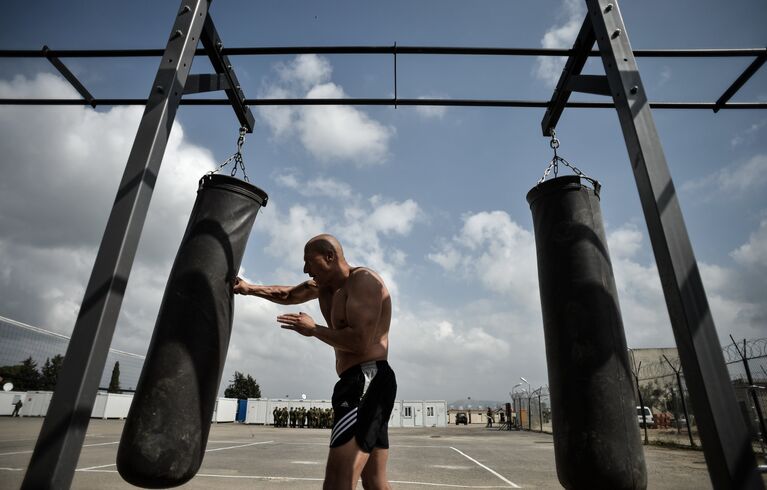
[537,129,600,194]
[209,126,250,182]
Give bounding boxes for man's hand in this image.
[233,276,250,295]
[277,312,317,337]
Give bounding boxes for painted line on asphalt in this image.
[74,469,514,488]
[77,463,118,471]
[0,440,119,457]
[450,446,520,488]
[204,440,274,453]
[75,441,273,471]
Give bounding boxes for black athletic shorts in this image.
[330,360,397,453]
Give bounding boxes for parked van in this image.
[637,406,654,428]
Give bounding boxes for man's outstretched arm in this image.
[233,277,319,305]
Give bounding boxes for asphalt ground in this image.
[0,417,752,489]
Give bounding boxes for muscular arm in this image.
[234,277,319,305]
[278,270,384,353]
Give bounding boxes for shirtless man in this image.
[233,234,396,490]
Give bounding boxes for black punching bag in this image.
[526,175,646,489]
[117,174,267,488]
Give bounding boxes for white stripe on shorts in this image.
[330,408,358,446]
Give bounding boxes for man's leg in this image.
[361,447,391,490]
[324,437,369,490]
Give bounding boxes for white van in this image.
[637,406,654,428]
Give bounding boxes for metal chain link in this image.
[537,129,600,194]
[209,126,250,182]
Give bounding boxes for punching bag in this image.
[117,174,267,488]
[526,175,646,489]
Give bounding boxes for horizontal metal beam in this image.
[713,48,767,113]
[566,74,611,96]
[2,98,766,109]
[183,73,229,94]
[1,46,764,58]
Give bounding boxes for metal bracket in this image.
[713,48,766,113]
[42,45,96,107]
[540,15,596,136]
[184,73,230,94]
[565,74,610,96]
[200,14,255,132]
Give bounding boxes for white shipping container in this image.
[212,398,237,422]
[0,391,26,416]
[23,391,54,417]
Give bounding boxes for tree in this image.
[224,371,261,399]
[40,354,65,390]
[108,361,121,393]
[0,356,41,391]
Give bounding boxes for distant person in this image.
[11,399,22,417]
[235,234,396,490]
[486,407,493,428]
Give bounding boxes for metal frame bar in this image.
[2,46,764,58]
[580,1,763,487]
[199,14,254,131]
[42,45,96,107]
[1,97,766,109]
[183,73,229,94]
[541,15,596,135]
[20,1,213,488]
[713,48,767,112]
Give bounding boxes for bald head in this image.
[305,234,345,261]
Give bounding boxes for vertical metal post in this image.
[663,354,696,446]
[733,337,767,446]
[586,0,763,487]
[634,362,649,444]
[538,391,543,432]
[21,1,211,488]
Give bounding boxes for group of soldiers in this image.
[272,406,334,429]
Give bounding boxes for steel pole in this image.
[677,372,695,447]
[20,2,211,488]
[586,1,762,487]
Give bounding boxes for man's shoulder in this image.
[348,267,384,285]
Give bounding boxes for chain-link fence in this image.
[511,338,766,456]
[625,338,766,453]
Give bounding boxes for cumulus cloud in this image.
[0,73,215,352]
[259,54,394,166]
[533,0,586,87]
[731,218,767,267]
[681,154,767,195]
[264,172,422,295]
[273,171,355,200]
[428,211,540,308]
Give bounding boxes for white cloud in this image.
[681,154,767,195]
[533,0,586,87]
[415,96,448,119]
[731,119,766,147]
[276,54,332,89]
[274,171,355,200]
[258,55,394,166]
[0,73,215,350]
[658,66,672,87]
[731,218,767,267]
[429,211,539,308]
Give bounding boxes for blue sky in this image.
[0,0,765,402]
